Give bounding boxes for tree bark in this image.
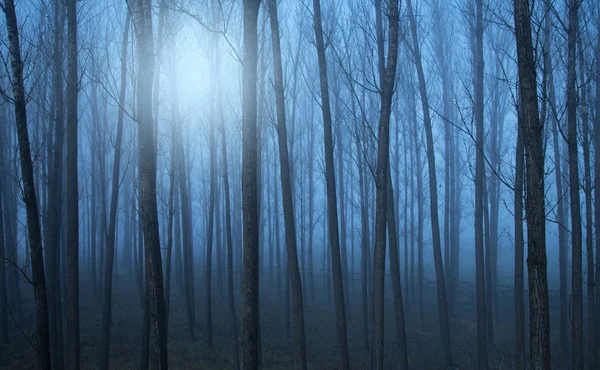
[565,1,582,368]
[2,0,51,368]
[371,0,400,367]
[65,0,80,367]
[130,0,169,367]
[513,0,551,367]
[240,0,262,368]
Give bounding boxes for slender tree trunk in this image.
[514,122,525,370]
[205,94,217,349]
[577,35,596,370]
[405,0,452,365]
[371,0,400,367]
[98,13,129,369]
[130,1,169,367]
[65,0,80,367]
[566,1,583,368]
[3,1,51,368]
[473,0,488,365]
[312,1,350,367]
[513,0,551,367]
[267,1,308,367]
[220,86,240,370]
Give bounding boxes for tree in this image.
[240,0,262,368]
[473,0,488,366]
[1,0,51,368]
[512,0,551,367]
[513,120,525,370]
[267,0,308,367]
[98,10,130,370]
[129,0,169,367]
[566,0,582,367]
[405,0,452,366]
[312,0,350,367]
[65,0,80,367]
[371,0,401,368]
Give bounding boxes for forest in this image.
[0,0,598,368]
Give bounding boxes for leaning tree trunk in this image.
[267,0,308,367]
[513,0,551,367]
[2,1,51,368]
[98,12,130,370]
[312,0,350,367]
[240,0,262,368]
[405,0,452,366]
[130,0,169,368]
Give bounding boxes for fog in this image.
[0,0,598,368]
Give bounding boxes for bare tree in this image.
[129,0,169,367]
[311,0,350,367]
[371,0,401,368]
[267,0,307,367]
[513,0,551,367]
[405,0,452,365]
[565,0,582,367]
[98,11,130,370]
[1,0,51,368]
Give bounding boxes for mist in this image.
[0,0,598,369]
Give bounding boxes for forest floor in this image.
[1,273,573,369]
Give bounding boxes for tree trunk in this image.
[240,1,262,368]
[473,0,488,364]
[267,0,308,367]
[565,1,583,368]
[513,0,551,367]
[130,1,169,367]
[2,1,51,368]
[578,35,596,370]
[98,12,129,369]
[219,84,240,370]
[405,0,452,366]
[65,0,80,366]
[371,0,400,367]
[514,121,525,370]
[312,0,350,367]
